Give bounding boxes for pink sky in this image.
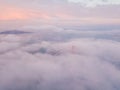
[0,0,120,30]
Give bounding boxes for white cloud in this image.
[69,0,120,7]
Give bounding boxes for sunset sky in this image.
[0,0,120,30]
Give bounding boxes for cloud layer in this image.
[0,28,120,90]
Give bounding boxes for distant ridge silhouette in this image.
[0,30,31,35]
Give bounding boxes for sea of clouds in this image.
[0,26,120,90]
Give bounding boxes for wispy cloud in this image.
[69,0,120,7]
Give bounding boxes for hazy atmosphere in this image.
[0,0,120,90]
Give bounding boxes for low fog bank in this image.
[0,27,120,90]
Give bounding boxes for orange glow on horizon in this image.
[0,5,120,25]
[0,6,29,20]
[0,6,52,21]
